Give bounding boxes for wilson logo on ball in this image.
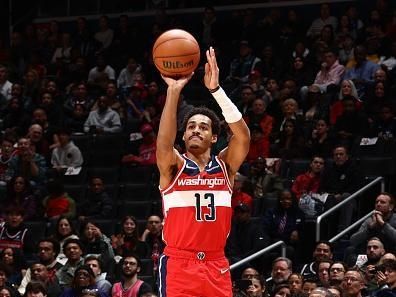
[162,60,194,69]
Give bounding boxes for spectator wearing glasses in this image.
[329,261,347,286]
[341,270,366,297]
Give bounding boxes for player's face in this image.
[184,114,217,151]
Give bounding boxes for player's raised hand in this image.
[204,46,219,90]
[161,73,193,92]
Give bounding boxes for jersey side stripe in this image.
[216,156,232,192]
[159,158,186,195]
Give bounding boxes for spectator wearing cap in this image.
[121,124,157,166]
[51,127,83,173]
[60,264,109,297]
[83,95,122,134]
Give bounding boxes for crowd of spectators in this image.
[0,1,395,296]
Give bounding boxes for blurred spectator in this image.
[78,177,113,221]
[0,137,16,187]
[42,179,76,220]
[49,216,79,265]
[364,81,395,124]
[64,103,87,133]
[320,146,362,233]
[94,15,114,55]
[301,85,329,130]
[121,124,156,166]
[63,82,94,117]
[249,156,284,200]
[39,92,64,127]
[31,108,60,152]
[3,176,37,221]
[28,263,62,297]
[271,98,302,140]
[79,220,114,270]
[329,261,347,286]
[263,78,281,108]
[236,85,256,116]
[300,241,333,279]
[302,279,318,296]
[125,82,149,122]
[26,124,50,163]
[117,57,143,90]
[83,95,122,134]
[271,118,305,160]
[110,216,149,258]
[140,215,164,274]
[292,156,325,201]
[372,259,396,297]
[339,34,355,66]
[288,273,304,297]
[84,255,112,295]
[0,247,26,287]
[51,33,73,65]
[372,104,396,140]
[0,64,12,101]
[246,124,270,163]
[380,40,396,71]
[55,238,84,289]
[343,44,380,98]
[286,56,316,93]
[18,238,62,296]
[72,17,97,62]
[317,259,332,287]
[226,203,269,264]
[256,44,284,82]
[262,189,304,260]
[112,255,153,297]
[0,206,34,255]
[91,82,125,120]
[231,172,253,213]
[306,4,338,40]
[317,24,337,49]
[246,275,267,297]
[50,127,83,173]
[267,257,293,294]
[5,137,47,187]
[87,55,116,92]
[196,6,221,48]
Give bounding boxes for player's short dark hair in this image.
[182,106,221,136]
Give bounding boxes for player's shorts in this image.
[158,246,232,297]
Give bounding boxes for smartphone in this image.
[235,279,253,291]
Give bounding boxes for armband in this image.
[211,87,242,123]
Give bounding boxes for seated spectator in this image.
[79,220,114,270]
[347,193,396,261]
[6,137,47,187]
[78,177,113,221]
[140,215,165,274]
[0,206,34,256]
[306,4,338,41]
[286,56,316,93]
[300,241,333,280]
[87,54,116,92]
[64,103,88,133]
[371,104,396,140]
[0,64,12,101]
[28,263,62,297]
[246,124,270,163]
[26,124,51,162]
[63,82,94,117]
[31,108,60,153]
[39,92,64,127]
[0,137,16,187]
[112,254,153,297]
[117,57,143,90]
[121,124,156,166]
[3,176,37,221]
[1,98,31,138]
[42,178,76,221]
[302,278,318,296]
[271,118,305,159]
[245,275,267,297]
[50,216,79,265]
[364,81,395,124]
[0,247,25,287]
[317,259,332,287]
[226,203,269,264]
[343,44,380,98]
[267,257,293,294]
[338,34,355,66]
[231,173,253,213]
[60,264,108,297]
[330,79,362,125]
[83,95,122,134]
[56,238,84,289]
[271,98,303,141]
[292,156,325,201]
[288,273,304,297]
[306,119,335,158]
[340,269,368,297]
[320,145,362,233]
[111,216,149,259]
[329,261,347,286]
[18,238,63,295]
[84,255,112,295]
[301,85,329,130]
[273,284,292,297]
[235,85,256,116]
[0,283,19,297]
[334,96,369,148]
[50,127,83,174]
[249,156,284,200]
[262,189,305,260]
[372,259,396,297]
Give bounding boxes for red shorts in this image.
[158,246,232,297]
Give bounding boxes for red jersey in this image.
[160,154,232,252]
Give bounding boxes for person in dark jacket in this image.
[78,177,113,221]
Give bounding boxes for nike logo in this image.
[206,165,220,171]
[220,268,229,274]
[185,164,197,169]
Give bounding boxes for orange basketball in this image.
[152,29,200,77]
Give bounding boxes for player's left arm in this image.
[204,47,250,177]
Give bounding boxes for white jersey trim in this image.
[216,156,232,192]
[163,190,231,213]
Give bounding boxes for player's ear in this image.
[211,134,218,144]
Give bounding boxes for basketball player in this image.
[156,46,250,297]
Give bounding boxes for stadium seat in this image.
[91,133,127,152]
[62,167,88,185]
[120,165,157,184]
[25,221,48,244]
[139,258,154,276]
[117,201,153,219]
[118,184,153,202]
[64,184,87,202]
[88,150,122,168]
[288,159,311,181]
[88,167,120,184]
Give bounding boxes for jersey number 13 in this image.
[195,193,216,221]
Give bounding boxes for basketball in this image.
[152,29,200,77]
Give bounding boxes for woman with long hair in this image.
[110,216,149,258]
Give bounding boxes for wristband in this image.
[211,87,242,123]
[208,85,220,93]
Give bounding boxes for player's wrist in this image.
[211,86,242,123]
[208,85,220,93]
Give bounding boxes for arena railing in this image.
[229,240,286,272]
[315,176,385,242]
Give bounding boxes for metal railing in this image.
[316,177,384,241]
[230,241,286,271]
[329,210,374,243]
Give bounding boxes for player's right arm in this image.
[156,74,192,188]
